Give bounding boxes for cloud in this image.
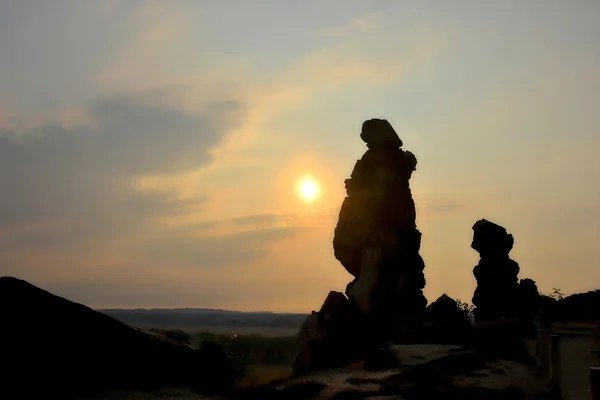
[0,91,244,275]
[0,90,315,292]
[0,93,239,220]
[231,213,282,227]
[94,1,210,93]
[316,10,384,38]
[133,225,302,269]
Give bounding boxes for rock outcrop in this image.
[470,220,539,333]
[292,291,363,376]
[0,276,234,399]
[242,343,550,400]
[334,118,427,326]
[294,119,429,376]
[425,294,472,344]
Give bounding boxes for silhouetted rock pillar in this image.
[471,219,520,321]
[293,119,430,377]
[471,219,539,328]
[333,119,427,328]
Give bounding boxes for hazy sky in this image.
[1,0,599,312]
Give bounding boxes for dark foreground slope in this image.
[0,277,232,399]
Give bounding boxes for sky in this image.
[1,0,599,312]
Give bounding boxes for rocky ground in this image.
[81,343,553,400]
[228,343,553,400]
[78,388,216,400]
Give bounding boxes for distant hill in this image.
[99,308,309,336]
[99,289,600,336]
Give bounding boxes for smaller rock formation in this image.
[518,278,541,322]
[428,294,470,323]
[470,219,539,334]
[292,291,366,376]
[471,219,520,321]
[425,294,472,343]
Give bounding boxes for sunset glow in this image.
[1,1,598,313]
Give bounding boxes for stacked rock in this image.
[333,119,427,327]
[471,219,520,321]
[471,219,540,328]
[292,119,428,376]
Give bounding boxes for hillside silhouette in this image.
[0,276,234,399]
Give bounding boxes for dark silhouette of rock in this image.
[428,294,468,322]
[471,219,515,257]
[292,291,366,376]
[294,119,429,376]
[517,278,541,322]
[333,118,427,325]
[471,219,521,322]
[359,118,403,148]
[470,220,539,335]
[246,344,550,399]
[423,294,472,344]
[0,276,234,399]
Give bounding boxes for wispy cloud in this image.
[0,89,242,274]
[315,10,384,38]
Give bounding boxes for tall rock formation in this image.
[471,219,519,322]
[293,119,428,376]
[470,219,539,331]
[333,118,427,324]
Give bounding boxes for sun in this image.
[297,176,320,201]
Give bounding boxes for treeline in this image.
[540,289,600,322]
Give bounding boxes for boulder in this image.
[424,294,472,344]
[292,291,366,376]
